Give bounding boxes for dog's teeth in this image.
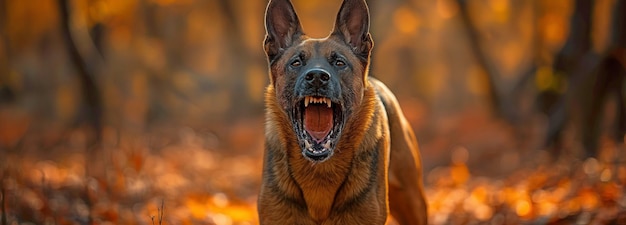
[305,140,312,149]
[305,97,332,107]
[323,140,331,149]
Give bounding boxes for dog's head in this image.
[264,0,373,163]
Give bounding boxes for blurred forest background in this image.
[1,0,625,224]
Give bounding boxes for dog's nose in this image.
[304,69,330,88]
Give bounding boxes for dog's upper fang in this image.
[304,96,332,108]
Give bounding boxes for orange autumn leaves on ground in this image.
[1,127,262,225]
[3,127,625,225]
[426,147,626,224]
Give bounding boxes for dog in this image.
[258,0,427,224]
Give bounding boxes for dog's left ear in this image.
[264,0,303,63]
[332,0,373,59]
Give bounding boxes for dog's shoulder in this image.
[368,77,402,117]
[367,77,416,145]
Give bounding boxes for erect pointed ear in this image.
[264,0,303,62]
[331,0,373,59]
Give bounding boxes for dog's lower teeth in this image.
[323,140,331,149]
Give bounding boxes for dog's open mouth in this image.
[292,96,344,162]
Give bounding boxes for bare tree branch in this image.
[217,0,260,119]
[540,0,593,156]
[456,0,505,119]
[0,0,14,103]
[57,0,103,142]
[611,0,626,48]
[1,185,6,225]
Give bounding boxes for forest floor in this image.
[1,111,625,225]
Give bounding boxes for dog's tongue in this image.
[304,104,333,142]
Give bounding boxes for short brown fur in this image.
[258,0,427,224]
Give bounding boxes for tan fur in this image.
[259,0,427,224]
[260,79,427,224]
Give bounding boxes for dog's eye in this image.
[334,59,346,67]
[291,59,302,67]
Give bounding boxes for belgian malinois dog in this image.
[258,0,427,224]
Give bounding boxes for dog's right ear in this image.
[331,0,372,61]
[264,0,303,62]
